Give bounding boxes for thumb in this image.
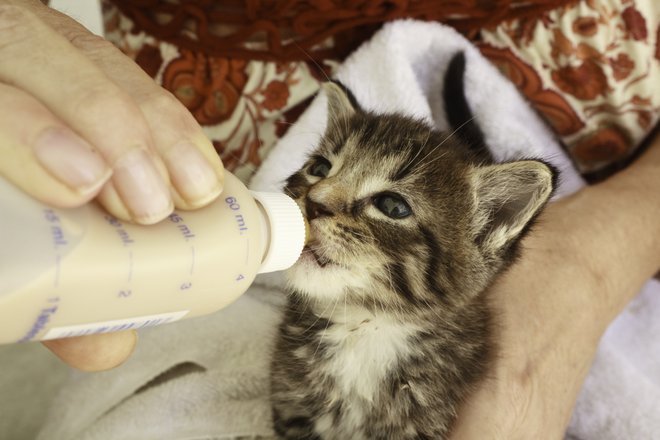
[42,330,138,372]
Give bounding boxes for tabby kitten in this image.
[270,52,556,440]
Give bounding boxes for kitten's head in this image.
[285,82,555,312]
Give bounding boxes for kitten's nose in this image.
[306,198,333,221]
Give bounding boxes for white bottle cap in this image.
[250,191,306,274]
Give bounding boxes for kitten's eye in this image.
[373,193,412,219]
[309,157,331,178]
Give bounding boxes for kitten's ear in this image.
[322,81,357,127]
[471,160,556,256]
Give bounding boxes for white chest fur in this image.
[319,314,419,403]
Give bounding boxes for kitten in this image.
[270,52,556,440]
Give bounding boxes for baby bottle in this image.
[0,172,305,344]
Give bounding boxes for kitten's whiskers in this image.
[417,116,477,170]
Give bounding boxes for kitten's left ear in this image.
[471,160,556,257]
[322,81,358,128]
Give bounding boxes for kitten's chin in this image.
[286,257,369,301]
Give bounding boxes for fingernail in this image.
[164,141,222,207]
[112,149,173,224]
[33,127,111,194]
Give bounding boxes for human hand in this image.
[0,0,224,370]
[450,130,660,439]
[42,330,139,372]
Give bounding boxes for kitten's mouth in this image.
[303,245,333,268]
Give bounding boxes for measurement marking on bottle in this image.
[44,209,68,248]
[127,250,134,282]
[225,196,249,235]
[190,246,196,275]
[104,215,135,246]
[168,213,196,241]
[118,289,132,298]
[18,297,60,342]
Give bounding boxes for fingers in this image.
[30,2,225,211]
[42,330,138,372]
[0,3,221,371]
[0,83,111,206]
[0,3,177,223]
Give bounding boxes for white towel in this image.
[35,20,659,440]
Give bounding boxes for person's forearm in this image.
[497,128,660,379]
[584,132,660,316]
[541,130,660,326]
[451,129,660,439]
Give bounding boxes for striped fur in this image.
[271,54,555,439]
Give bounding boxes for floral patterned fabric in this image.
[107,0,578,61]
[103,2,331,184]
[103,0,659,183]
[479,0,660,177]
